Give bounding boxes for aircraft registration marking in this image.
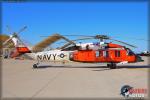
[36,53,66,61]
[37,54,57,60]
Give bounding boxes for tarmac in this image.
[1,56,150,99]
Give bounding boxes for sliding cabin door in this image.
[102,50,109,62]
[114,50,121,62]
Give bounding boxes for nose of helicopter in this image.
[136,55,144,62]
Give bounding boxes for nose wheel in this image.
[33,63,39,68]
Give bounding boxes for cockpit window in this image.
[115,50,120,57]
[126,48,134,56]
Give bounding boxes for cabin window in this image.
[115,50,120,57]
[96,51,100,57]
[106,51,109,57]
[103,51,109,57]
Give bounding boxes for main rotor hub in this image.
[12,32,18,38]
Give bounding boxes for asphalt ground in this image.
[1,56,150,99]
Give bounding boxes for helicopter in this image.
[2,26,82,65]
[59,34,144,69]
[2,27,144,69]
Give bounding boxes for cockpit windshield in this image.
[126,48,135,56]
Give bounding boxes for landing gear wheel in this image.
[107,64,110,67]
[33,64,38,68]
[108,63,117,69]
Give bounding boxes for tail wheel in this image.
[33,64,38,68]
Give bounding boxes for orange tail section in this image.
[10,47,31,58]
[16,47,31,53]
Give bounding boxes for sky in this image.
[1,2,148,53]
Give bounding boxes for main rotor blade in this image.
[40,35,94,37]
[71,37,94,41]
[60,36,76,46]
[63,35,95,37]
[58,37,94,44]
[110,39,137,48]
[17,26,27,34]
[40,36,56,37]
[112,36,150,41]
[6,25,12,34]
[59,42,73,49]
[3,37,12,46]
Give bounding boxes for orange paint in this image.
[10,47,31,58]
[72,43,136,63]
[16,47,31,53]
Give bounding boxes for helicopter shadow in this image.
[35,65,107,69]
[117,65,150,69]
[92,65,150,71]
[34,64,150,72]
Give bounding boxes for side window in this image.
[103,51,109,57]
[106,51,109,57]
[115,50,120,57]
[96,51,100,57]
